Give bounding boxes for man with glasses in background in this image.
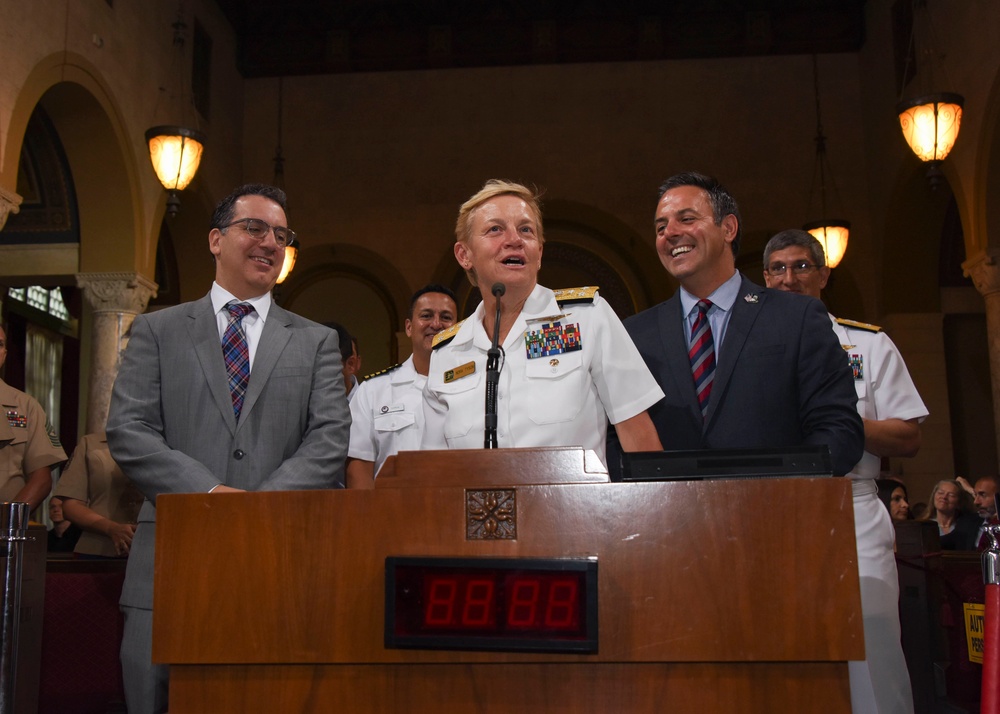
[107,183,351,714]
[763,228,926,714]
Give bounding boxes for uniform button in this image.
[233,449,245,460]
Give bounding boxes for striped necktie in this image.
[223,302,255,419]
[689,299,715,418]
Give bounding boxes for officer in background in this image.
[763,228,926,714]
[347,284,458,487]
[0,324,67,510]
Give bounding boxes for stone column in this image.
[964,250,1000,459]
[0,185,21,230]
[76,272,158,433]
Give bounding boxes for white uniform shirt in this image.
[830,314,928,480]
[422,285,664,467]
[348,356,426,476]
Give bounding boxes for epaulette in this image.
[432,319,466,349]
[553,286,599,306]
[363,364,402,381]
[835,317,881,333]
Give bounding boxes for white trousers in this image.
[849,479,914,714]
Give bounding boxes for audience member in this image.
[54,432,143,557]
[922,479,979,550]
[876,478,911,521]
[46,496,82,553]
[324,322,362,401]
[422,179,663,465]
[106,183,350,714]
[347,284,457,486]
[0,324,67,510]
[972,475,999,549]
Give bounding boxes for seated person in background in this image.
[323,322,362,401]
[423,179,664,466]
[347,284,458,487]
[47,496,81,553]
[922,479,980,550]
[971,475,999,549]
[55,432,143,558]
[876,478,911,521]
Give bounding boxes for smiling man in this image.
[347,284,458,486]
[107,183,350,714]
[612,171,863,475]
[421,179,663,468]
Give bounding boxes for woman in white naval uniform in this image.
[764,229,927,714]
[421,179,664,467]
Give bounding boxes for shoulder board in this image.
[835,317,881,333]
[553,286,599,305]
[363,364,402,381]
[432,319,466,349]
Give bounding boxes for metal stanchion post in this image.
[0,502,30,714]
[982,523,1000,714]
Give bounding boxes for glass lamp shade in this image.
[896,93,964,163]
[145,125,206,191]
[276,238,299,284]
[803,220,850,269]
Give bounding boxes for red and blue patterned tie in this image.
[223,302,255,419]
[689,299,715,419]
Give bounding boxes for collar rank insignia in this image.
[6,411,26,429]
[744,293,759,304]
[525,321,582,359]
[849,354,864,380]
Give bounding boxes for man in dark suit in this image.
[107,184,350,714]
[614,171,863,475]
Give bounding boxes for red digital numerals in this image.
[422,572,580,633]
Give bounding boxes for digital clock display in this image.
[385,556,598,653]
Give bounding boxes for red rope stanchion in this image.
[982,524,1000,714]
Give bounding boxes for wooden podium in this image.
[154,448,863,713]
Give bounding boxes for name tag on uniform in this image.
[379,404,405,414]
[444,361,476,383]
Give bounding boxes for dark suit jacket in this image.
[107,293,351,609]
[615,274,863,476]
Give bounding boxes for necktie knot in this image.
[227,302,255,321]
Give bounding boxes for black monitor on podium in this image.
[614,445,832,482]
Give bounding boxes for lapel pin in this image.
[744,293,759,303]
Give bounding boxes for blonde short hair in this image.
[454,179,544,286]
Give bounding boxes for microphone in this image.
[485,283,505,448]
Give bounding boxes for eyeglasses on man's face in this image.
[764,260,820,277]
[220,218,295,249]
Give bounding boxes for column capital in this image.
[0,184,22,230]
[964,251,1000,297]
[76,272,158,315]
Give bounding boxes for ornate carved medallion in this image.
[466,489,516,540]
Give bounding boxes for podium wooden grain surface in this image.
[154,448,863,713]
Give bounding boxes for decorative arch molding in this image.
[3,53,152,278]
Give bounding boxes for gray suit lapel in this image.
[705,275,765,427]
[188,296,239,434]
[239,303,292,428]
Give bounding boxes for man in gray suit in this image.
[107,184,350,713]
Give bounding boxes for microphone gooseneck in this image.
[485,283,506,449]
